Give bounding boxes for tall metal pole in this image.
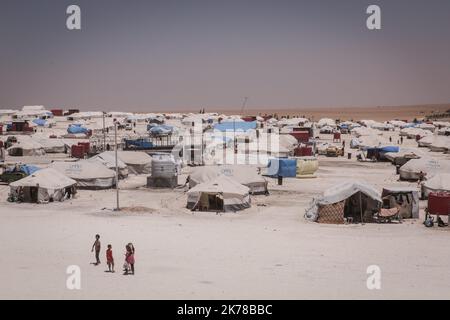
[114,121,120,211]
[102,112,106,151]
[233,118,236,154]
[240,96,248,115]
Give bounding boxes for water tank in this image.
[147,153,178,188]
[296,157,319,177]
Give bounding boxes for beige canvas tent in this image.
[7,140,45,156]
[117,151,152,174]
[32,137,66,153]
[188,165,268,194]
[187,175,251,212]
[422,173,450,199]
[50,160,117,189]
[399,158,450,181]
[9,168,76,203]
[91,152,129,178]
[305,180,382,224]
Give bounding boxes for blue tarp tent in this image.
[32,119,47,126]
[67,124,88,134]
[366,146,399,160]
[6,165,41,175]
[20,165,41,175]
[148,124,174,135]
[266,158,297,177]
[124,139,154,150]
[380,146,399,153]
[213,121,257,132]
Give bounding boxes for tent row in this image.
[7,151,154,203]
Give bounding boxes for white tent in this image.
[399,158,450,181]
[422,173,450,198]
[245,134,294,158]
[371,122,395,131]
[9,168,76,203]
[189,165,268,194]
[389,120,407,127]
[319,125,335,134]
[416,123,435,132]
[279,134,298,150]
[32,137,66,153]
[0,109,17,116]
[384,148,422,166]
[418,135,435,147]
[50,160,117,189]
[351,127,382,138]
[360,120,377,127]
[187,175,251,212]
[356,135,390,149]
[437,127,450,136]
[317,118,336,128]
[400,127,432,139]
[117,151,152,174]
[433,121,450,128]
[429,137,450,152]
[278,117,310,127]
[7,140,45,156]
[305,180,382,223]
[90,152,129,178]
[22,105,46,112]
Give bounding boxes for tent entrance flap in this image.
[344,191,379,223]
[22,187,38,202]
[198,192,224,212]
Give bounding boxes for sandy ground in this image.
[1,130,450,300]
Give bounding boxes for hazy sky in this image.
[1,0,449,111]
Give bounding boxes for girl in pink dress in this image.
[124,243,135,275]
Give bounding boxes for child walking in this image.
[91,234,101,266]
